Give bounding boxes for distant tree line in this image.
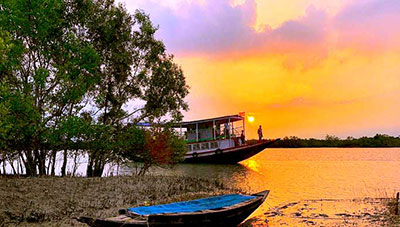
[0,0,189,177]
[258,134,400,148]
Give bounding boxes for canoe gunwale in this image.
[127,196,262,217]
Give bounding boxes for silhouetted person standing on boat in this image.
[258,125,263,141]
[240,130,245,145]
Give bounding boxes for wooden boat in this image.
[184,139,279,164]
[77,190,269,227]
[174,113,279,164]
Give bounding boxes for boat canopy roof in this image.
[136,114,244,129]
[174,114,243,128]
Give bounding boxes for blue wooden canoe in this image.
[78,190,269,226]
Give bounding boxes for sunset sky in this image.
[119,0,400,139]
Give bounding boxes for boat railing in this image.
[185,126,244,142]
[232,126,244,138]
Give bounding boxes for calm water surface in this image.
[147,148,400,217]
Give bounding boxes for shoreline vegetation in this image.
[386,195,400,226]
[251,134,400,148]
[0,175,239,226]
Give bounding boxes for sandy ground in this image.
[243,198,394,226]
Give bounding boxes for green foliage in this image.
[0,82,12,151]
[0,0,189,177]
[113,125,186,176]
[168,130,187,163]
[114,125,146,162]
[79,1,189,176]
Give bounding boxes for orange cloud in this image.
[119,0,400,138]
[176,48,400,138]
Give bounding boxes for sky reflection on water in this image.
[146,148,400,218]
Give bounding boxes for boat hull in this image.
[184,140,277,164]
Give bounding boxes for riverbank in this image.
[0,175,238,226]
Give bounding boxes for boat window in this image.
[201,143,210,150]
[193,144,200,150]
[186,145,192,151]
[210,142,218,149]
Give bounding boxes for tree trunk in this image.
[47,159,51,175]
[37,150,46,176]
[16,158,20,175]
[100,161,106,177]
[19,156,24,175]
[25,150,36,176]
[9,159,16,175]
[87,150,105,177]
[35,150,44,176]
[86,152,94,177]
[93,156,102,177]
[61,150,68,177]
[50,150,57,176]
[2,162,6,175]
[72,150,78,177]
[138,162,151,176]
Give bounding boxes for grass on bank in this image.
[0,175,239,226]
[385,195,400,226]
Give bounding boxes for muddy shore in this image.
[0,175,237,226]
[242,198,397,226]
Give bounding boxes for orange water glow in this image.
[241,159,260,173]
[237,148,400,221]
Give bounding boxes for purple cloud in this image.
[334,0,400,49]
[120,0,400,55]
[271,7,328,45]
[123,0,328,54]
[144,0,259,53]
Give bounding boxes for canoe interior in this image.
[128,194,257,215]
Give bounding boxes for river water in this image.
[6,148,400,203]
[146,148,400,224]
